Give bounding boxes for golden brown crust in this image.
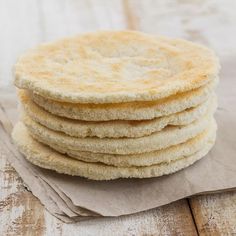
[14,31,219,104]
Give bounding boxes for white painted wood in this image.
[129,0,236,57]
[190,191,236,235]
[0,0,42,88]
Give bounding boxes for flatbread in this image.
[31,80,216,121]
[46,122,217,167]
[22,113,214,154]
[14,31,219,104]
[19,90,216,138]
[12,122,216,180]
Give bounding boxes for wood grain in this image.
[122,0,138,30]
[0,0,236,235]
[0,150,46,236]
[190,192,236,235]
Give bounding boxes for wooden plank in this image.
[58,200,197,236]
[189,192,236,235]
[0,149,46,236]
[37,0,126,41]
[122,0,138,30]
[0,0,43,88]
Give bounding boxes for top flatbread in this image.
[30,80,216,121]
[14,31,219,104]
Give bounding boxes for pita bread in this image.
[31,80,216,121]
[12,122,216,180]
[22,113,214,154]
[45,122,216,167]
[19,90,216,138]
[14,31,219,104]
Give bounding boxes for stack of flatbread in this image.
[12,31,219,180]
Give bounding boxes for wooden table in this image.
[0,1,236,235]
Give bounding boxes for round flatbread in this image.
[19,89,216,138]
[31,80,216,121]
[14,31,219,104]
[12,122,216,180]
[22,113,214,154]
[47,122,216,167]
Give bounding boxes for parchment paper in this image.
[0,56,235,223]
